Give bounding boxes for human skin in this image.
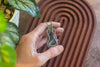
[15,22,64,67]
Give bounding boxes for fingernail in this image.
[57,23,61,26]
[54,22,60,26]
[57,28,64,32]
[57,45,64,53]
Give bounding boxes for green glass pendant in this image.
[46,22,58,47]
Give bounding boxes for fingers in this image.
[38,45,64,65]
[37,27,64,49]
[56,28,64,35]
[37,37,47,49]
[41,27,64,39]
[30,22,60,37]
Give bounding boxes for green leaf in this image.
[7,22,20,35]
[7,22,20,45]
[0,22,20,47]
[0,44,16,67]
[0,32,15,47]
[7,0,41,17]
[0,11,7,32]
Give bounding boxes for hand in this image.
[15,22,64,67]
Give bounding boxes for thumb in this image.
[38,45,64,65]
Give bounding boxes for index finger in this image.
[31,22,61,36]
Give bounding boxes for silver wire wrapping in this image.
[46,22,58,47]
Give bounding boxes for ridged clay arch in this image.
[25,0,96,67]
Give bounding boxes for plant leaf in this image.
[0,44,16,67]
[0,11,7,32]
[7,22,20,45]
[0,32,15,47]
[7,0,41,17]
[0,22,20,47]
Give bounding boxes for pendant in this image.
[46,22,58,47]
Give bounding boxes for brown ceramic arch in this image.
[25,0,96,67]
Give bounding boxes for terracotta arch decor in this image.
[25,0,96,67]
